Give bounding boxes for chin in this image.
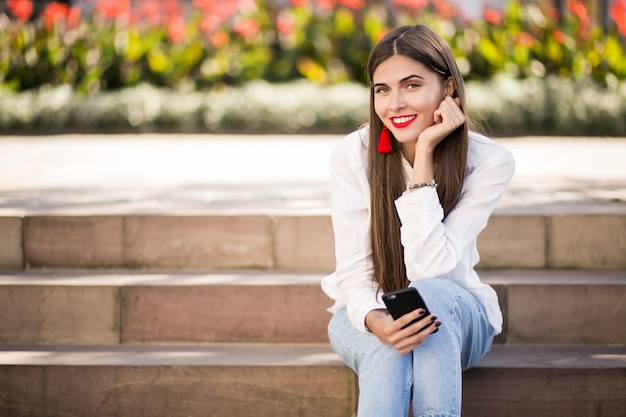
[394,129,423,143]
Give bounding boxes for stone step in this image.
[461,344,626,417]
[0,343,624,417]
[0,212,625,271]
[0,343,354,417]
[0,270,624,346]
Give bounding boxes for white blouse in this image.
[321,127,515,334]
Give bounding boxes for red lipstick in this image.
[390,115,417,128]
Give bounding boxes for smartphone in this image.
[382,287,431,331]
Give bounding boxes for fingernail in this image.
[430,315,437,322]
[418,309,426,315]
[432,328,439,334]
[436,321,441,327]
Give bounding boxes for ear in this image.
[444,77,455,98]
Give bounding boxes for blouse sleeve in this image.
[394,138,515,280]
[328,132,386,332]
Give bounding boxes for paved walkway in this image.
[0,134,625,215]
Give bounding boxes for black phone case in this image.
[382,287,431,329]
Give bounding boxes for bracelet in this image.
[406,179,437,191]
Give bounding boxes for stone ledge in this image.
[0,212,623,270]
[0,217,23,269]
[22,215,274,269]
[0,344,355,417]
[0,344,624,417]
[0,270,624,346]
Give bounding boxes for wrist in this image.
[365,309,389,333]
[406,179,437,192]
[415,138,436,155]
[412,143,434,168]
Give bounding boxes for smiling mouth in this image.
[390,115,417,128]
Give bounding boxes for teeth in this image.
[392,116,415,124]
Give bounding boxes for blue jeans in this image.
[327,278,495,417]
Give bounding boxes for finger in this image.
[413,314,438,334]
[442,103,465,128]
[392,327,428,351]
[431,320,442,334]
[445,95,461,107]
[392,318,442,354]
[392,308,427,330]
[433,108,443,124]
[384,309,426,340]
[395,316,439,349]
[442,96,462,115]
[441,98,462,117]
[444,97,463,115]
[436,110,459,131]
[392,324,431,353]
[393,313,436,340]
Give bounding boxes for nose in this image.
[389,90,406,112]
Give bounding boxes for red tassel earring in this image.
[377,126,393,154]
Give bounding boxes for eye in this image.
[406,82,421,90]
[374,86,390,95]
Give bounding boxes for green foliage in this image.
[1,0,625,93]
[1,76,624,136]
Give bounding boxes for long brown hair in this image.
[367,25,469,293]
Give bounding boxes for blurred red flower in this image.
[337,0,364,9]
[163,0,185,42]
[192,0,216,11]
[291,0,311,6]
[133,1,161,26]
[233,17,260,39]
[41,2,80,30]
[42,2,68,29]
[168,15,186,43]
[193,0,241,15]
[547,6,559,20]
[164,0,183,15]
[566,0,590,40]
[210,30,229,48]
[94,0,131,21]
[393,0,428,9]
[484,8,502,25]
[199,8,231,34]
[7,0,33,22]
[276,12,296,35]
[553,29,567,44]
[432,0,456,19]
[67,5,81,28]
[194,0,244,35]
[515,31,535,47]
[317,0,335,11]
[610,0,626,35]
[567,0,590,26]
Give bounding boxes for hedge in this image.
[1,75,624,136]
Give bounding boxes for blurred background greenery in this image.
[1,0,625,135]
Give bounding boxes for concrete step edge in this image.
[0,343,624,369]
[0,343,341,367]
[0,269,625,286]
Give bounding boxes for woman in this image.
[321,25,515,417]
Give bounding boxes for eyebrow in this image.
[373,74,425,88]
